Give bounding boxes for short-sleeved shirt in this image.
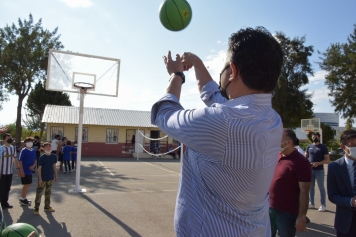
[18,148,36,175]
[62,146,73,161]
[306,144,329,170]
[269,150,312,215]
[38,154,57,181]
[51,139,59,151]
[71,147,77,160]
[0,145,17,175]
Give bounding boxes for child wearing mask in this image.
[71,141,78,171]
[18,137,37,206]
[62,140,73,174]
[34,142,58,214]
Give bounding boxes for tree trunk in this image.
[39,122,45,141]
[15,95,25,144]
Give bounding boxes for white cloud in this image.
[60,0,93,8]
[309,70,327,83]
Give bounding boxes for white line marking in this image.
[97,160,115,176]
[142,162,180,176]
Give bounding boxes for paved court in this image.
[3,158,337,237]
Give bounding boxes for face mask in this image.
[7,138,13,144]
[280,141,288,152]
[26,142,33,148]
[45,149,52,154]
[345,146,356,159]
[74,144,78,147]
[313,138,319,143]
[219,80,232,100]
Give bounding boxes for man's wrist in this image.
[169,72,185,84]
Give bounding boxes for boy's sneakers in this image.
[308,203,315,209]
[44,207,55,212]
[33,209,39,215]
[19,198,31,206]
[318,205,326,212]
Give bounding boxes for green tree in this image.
[272,32,314,128]
[345,118,353,130]
[0,14,63,143]
[306,122,335,146]
[319,24,356,123]
[26,80,72,140]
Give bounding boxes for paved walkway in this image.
[3,158,337,237]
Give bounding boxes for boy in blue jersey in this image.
[62,141,73,174]
[34,142,58,214]
[18,137,37,206]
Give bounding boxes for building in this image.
[42,105,177,157]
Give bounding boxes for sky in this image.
[0,0,355,127]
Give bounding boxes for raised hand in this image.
[163,51,184,75]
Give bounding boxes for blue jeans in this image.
[269,208,297,237]
[310,169,326,206]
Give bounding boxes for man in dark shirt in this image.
[269,129,312,236]
[305,132,330,212]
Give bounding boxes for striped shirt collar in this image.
[222,93,272,107]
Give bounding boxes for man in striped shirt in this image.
[152,27,283,236]
[0,133,17,209]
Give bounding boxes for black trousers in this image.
[0,174,13,205]
[64,161,71,172]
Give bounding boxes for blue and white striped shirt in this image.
[151,81,283,236]
[0,145,17,175]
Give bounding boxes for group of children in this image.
[0,130,79,216]
[54,137,78,174]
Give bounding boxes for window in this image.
[50,126,64,140]
[106,128,118,143]
[75,127,88,142]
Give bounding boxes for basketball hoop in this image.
[73,82,95,94]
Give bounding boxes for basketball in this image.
[1,223,39,237]
[159,0,192,31]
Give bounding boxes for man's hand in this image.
[352,196,356,208]
[180,52,201,71]
[311,162,319,168]
[163,51,184,75]
[295,215,307,232]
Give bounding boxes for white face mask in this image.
[280,141,288,152]
[345,146,356,159]
[74,144,78,147]
[26,142,33,148]
[45,149,52,154]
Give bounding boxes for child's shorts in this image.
[21,175,32,185]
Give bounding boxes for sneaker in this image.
[64,171,67,174]
[19,199,31,206]
[1,203,13,209]
[308,203,315,209]
[44,207,55,212]
[33,209,39,215]
[318,205,326,212]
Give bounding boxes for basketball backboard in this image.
[46,49,120,97]
[301,118,320,134]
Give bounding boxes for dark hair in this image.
[62,137,67,142]
[340,129,356,145]
[312,132,320,138]
[55,134,60,139]
[2,133,11,140]
[34,135,40,139]
[227,26,283,92]
[284,128,297,146]
[66,140,71,146]
[295,138,300,146]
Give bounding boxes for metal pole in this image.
[136,129,139,161]
[69,92,86,193]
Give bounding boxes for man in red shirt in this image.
[269,129,312,236]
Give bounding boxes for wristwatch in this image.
[170,72,185,84]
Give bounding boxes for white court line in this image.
[142,162,180,176]
[306,228,336,236]
[97,160,115,176]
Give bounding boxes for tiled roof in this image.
[42,105,157,128]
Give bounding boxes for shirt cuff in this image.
[200,81,220,101]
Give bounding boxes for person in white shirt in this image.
[295,138,305,156]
